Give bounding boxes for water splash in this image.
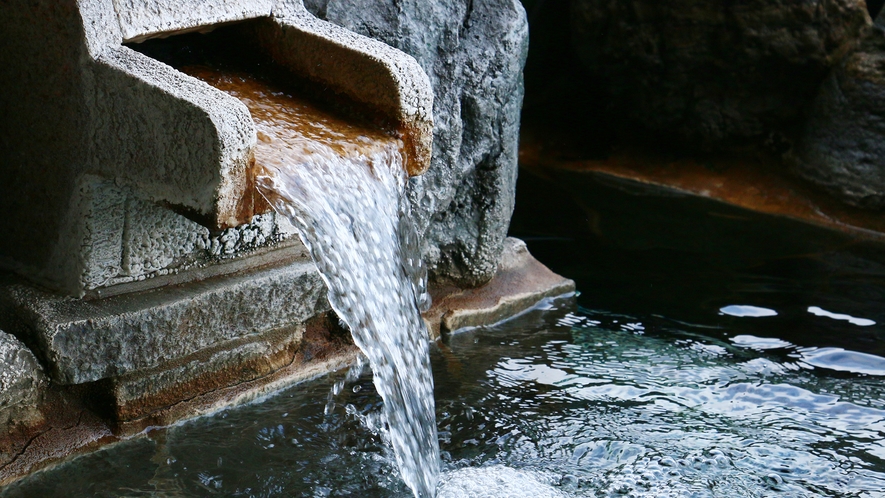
[195,70,439,497]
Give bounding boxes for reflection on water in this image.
[6,168,885,496]
[730,335,793,350]
[5,298,885,497]
[808,306,877,327]
[800,347,885,376]
[719,305,779,318]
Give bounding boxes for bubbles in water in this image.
[437,466,567,498]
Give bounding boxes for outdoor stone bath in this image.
[0,0,569,486]
[4,0,885,496]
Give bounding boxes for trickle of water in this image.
[193,70,439,497]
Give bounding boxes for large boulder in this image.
[305,0,529,287]
[795,27,885,208]
[569,0,870,146]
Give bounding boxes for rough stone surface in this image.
[0,332,47,427]
[113,0,274,42]
[110,327,302,421]
[569,0,870,146]
[423,238,576,338]
[306,0,529,287]
[0,0,92,294]
[259,5,434,176]
[794,28,885,208]
[0,0,258,296]
[91,45,258,230]
[108,312,355,427]
[0,387,114,487]
[1,0,435,296]
[38,176,300,296]
[0,259,328,385]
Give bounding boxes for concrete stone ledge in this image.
[0,258,329,386]
[111,313,358,434]
[0,315,358,487]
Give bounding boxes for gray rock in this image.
[0,259,328,385]
[569,0,870,146]
[795,29,885,208]
[307,0,530,287]
[0,331,47,427]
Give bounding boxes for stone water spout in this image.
[0,0,574,487]
[0,0,432,298]
[0,0,437,476]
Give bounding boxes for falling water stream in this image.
[6,34,885,497]
[189,69,440,497]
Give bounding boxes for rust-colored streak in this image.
[520,130,885,240]
[182,66,405,218]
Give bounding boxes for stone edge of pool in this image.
[0,237,572,486]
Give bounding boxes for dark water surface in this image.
[5,169,885,497]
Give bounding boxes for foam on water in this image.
[195,70,440,497]
[437,466,567,498]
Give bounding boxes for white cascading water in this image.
[191,70,440,497]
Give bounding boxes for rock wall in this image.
[305,0,530,287]
[568,0,870,147]
[527,0,885,211]
[795,26,885,208]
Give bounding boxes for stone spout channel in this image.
[0,0,573,490]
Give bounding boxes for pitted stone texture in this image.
[40,176,299,295]
[208,212,298,258]
[569,0,870,146]
[124,196,212,277]
[0,332,47,427]
[92,46,258,230]
[51,176,210,292]
[795,29,885,208]
[307,0,529,287]
[0,260,328,385]
[65,177,129,293]
[113,0,274,42]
